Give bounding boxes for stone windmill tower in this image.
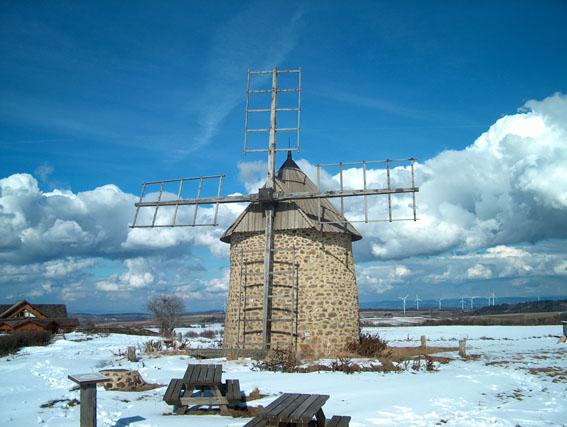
[221,151,362,357]
[131,68,419,358]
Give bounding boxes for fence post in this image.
[127,346,136,362]
[420,335,427,349]
[68,373,108,427]
[458,339,467,358]
[562,321,567,337]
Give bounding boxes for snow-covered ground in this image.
[0,323,565,426]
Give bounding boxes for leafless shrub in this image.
[329,357,361,374]
[0,331,52,356]
[184,329,217,339]
[375,358,401,373]
[425,356,437,372]
[146,294,185,337]
[144,340,163,352]
[252,348,297,373]
[411,357,422,371]
[298,358,400,374]
[199,329,217,339]
[346,332,392,359]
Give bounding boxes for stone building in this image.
[221,153,361,358]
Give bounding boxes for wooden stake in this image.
[458,339,467,358]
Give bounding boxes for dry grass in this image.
[246,387,268,402]
[388,345,457,362]
[528,367,567,383]
[40,398,80,408]
[485,360,511,367]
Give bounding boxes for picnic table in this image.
[163,363,242,414]
[244,393,350,426]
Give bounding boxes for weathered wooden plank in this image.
[295,395,328,422]
[183,365,195,383]
[163,378,180,403]
[226,379,241,402]
[327,415,351,427]
[265,393,303,420]
[170,379,185,405]
[197,365,208,384]
[213,364,222,385]
[179,396,229,406]
[287,394,321,421]
[189,365,201,385]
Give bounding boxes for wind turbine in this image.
[415,294,422,311]
[461,296,465,311]
[399,295,409,315]
[469,296,476,310]
[437,298,443,311]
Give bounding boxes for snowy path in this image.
[0,325,565,426]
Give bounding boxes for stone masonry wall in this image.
[223,229,360,358]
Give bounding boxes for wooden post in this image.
[458,339,467,358]
[562,321,567,337]
[81,383,96,426]
[127,346,136,362]
[420,335,427,349]
[68,373,108,427]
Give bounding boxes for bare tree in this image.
[146,294,185,337]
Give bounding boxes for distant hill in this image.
[473,299,567,316]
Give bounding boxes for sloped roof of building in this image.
[0,301,69,319]
[220,153,362,243]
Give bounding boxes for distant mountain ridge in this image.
[360,295,567,311]
[473,299,567,315]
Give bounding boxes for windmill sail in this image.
[131,68,419,354]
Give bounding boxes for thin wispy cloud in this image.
[315,86,426,120]
[189,2,306,153]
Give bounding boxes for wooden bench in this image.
[244,393,328,426]
[163,364,243,414]
[243,393,351,427]
[327,415,351,427]
[244,414,350,427]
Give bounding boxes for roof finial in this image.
[287,150,292,160]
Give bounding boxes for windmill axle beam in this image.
[134,187,419,208]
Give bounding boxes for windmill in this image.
[399,295,409,315]
[437,297,442,311]
[415,294,421,311]
[131,68,419,356]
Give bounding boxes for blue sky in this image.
[1,1,566,312]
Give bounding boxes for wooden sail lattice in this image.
[131,68,419,351]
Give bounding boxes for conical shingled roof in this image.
[220,153,362,243]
